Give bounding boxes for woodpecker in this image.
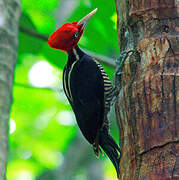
[48,8,120,178]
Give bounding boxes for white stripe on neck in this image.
[72,48,80,61]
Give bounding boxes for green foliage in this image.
[8,0,119,179]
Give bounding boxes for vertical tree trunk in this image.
[115,0,179,179]
[0,0,21,179]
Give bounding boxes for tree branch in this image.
[14,82,63,92]
[19,26,48,41]
[19,26,116,68]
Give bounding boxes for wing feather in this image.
[69,55,104,144]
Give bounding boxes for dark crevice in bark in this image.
[115,99,123,148]
[143,80,151,139]
[166,38,178,139]
[172,75,177,137]
[148,76,152,109]
[171,144,178,179]
[139,140,179,157]
[171,159,177,180]
[166,38,176,57]
[128,18,142,49]
[128,54,140,149]
[160,42,174,137]
[134,155,142,180]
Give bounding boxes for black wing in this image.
[69,55,104,144]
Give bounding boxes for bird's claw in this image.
[116,72,124,76]
[116,49,136,70]
[114,50,137,93]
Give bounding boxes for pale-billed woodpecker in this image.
[48,8,120,177]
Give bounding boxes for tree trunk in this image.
[115,0,179,179]
[0,0,21,179]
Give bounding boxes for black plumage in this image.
[63,46,120,177]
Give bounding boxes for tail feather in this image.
[99,130,121,178]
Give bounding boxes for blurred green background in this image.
[8,0,120,179]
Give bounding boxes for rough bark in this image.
[0,0,21,179]
[115,0,179,179]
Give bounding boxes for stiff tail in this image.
[99,129,121,178]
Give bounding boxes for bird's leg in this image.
[111,50,136,106]
[93,132,103,158]
[114,50,136,90]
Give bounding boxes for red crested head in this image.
[48,22,83,52]
[48,8,98,52]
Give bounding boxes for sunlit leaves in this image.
[28,60,60,88]
[111,13,117,30]
[7,160,39,180]
[21,0,59,33]
[21,0,60,11]
[28,11,55,34]
[8,53,76,179]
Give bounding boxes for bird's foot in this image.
[114,49,136,91]
[93,144,103,158]
[115,49,136,74]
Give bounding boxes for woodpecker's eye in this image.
[73,32,79,39]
